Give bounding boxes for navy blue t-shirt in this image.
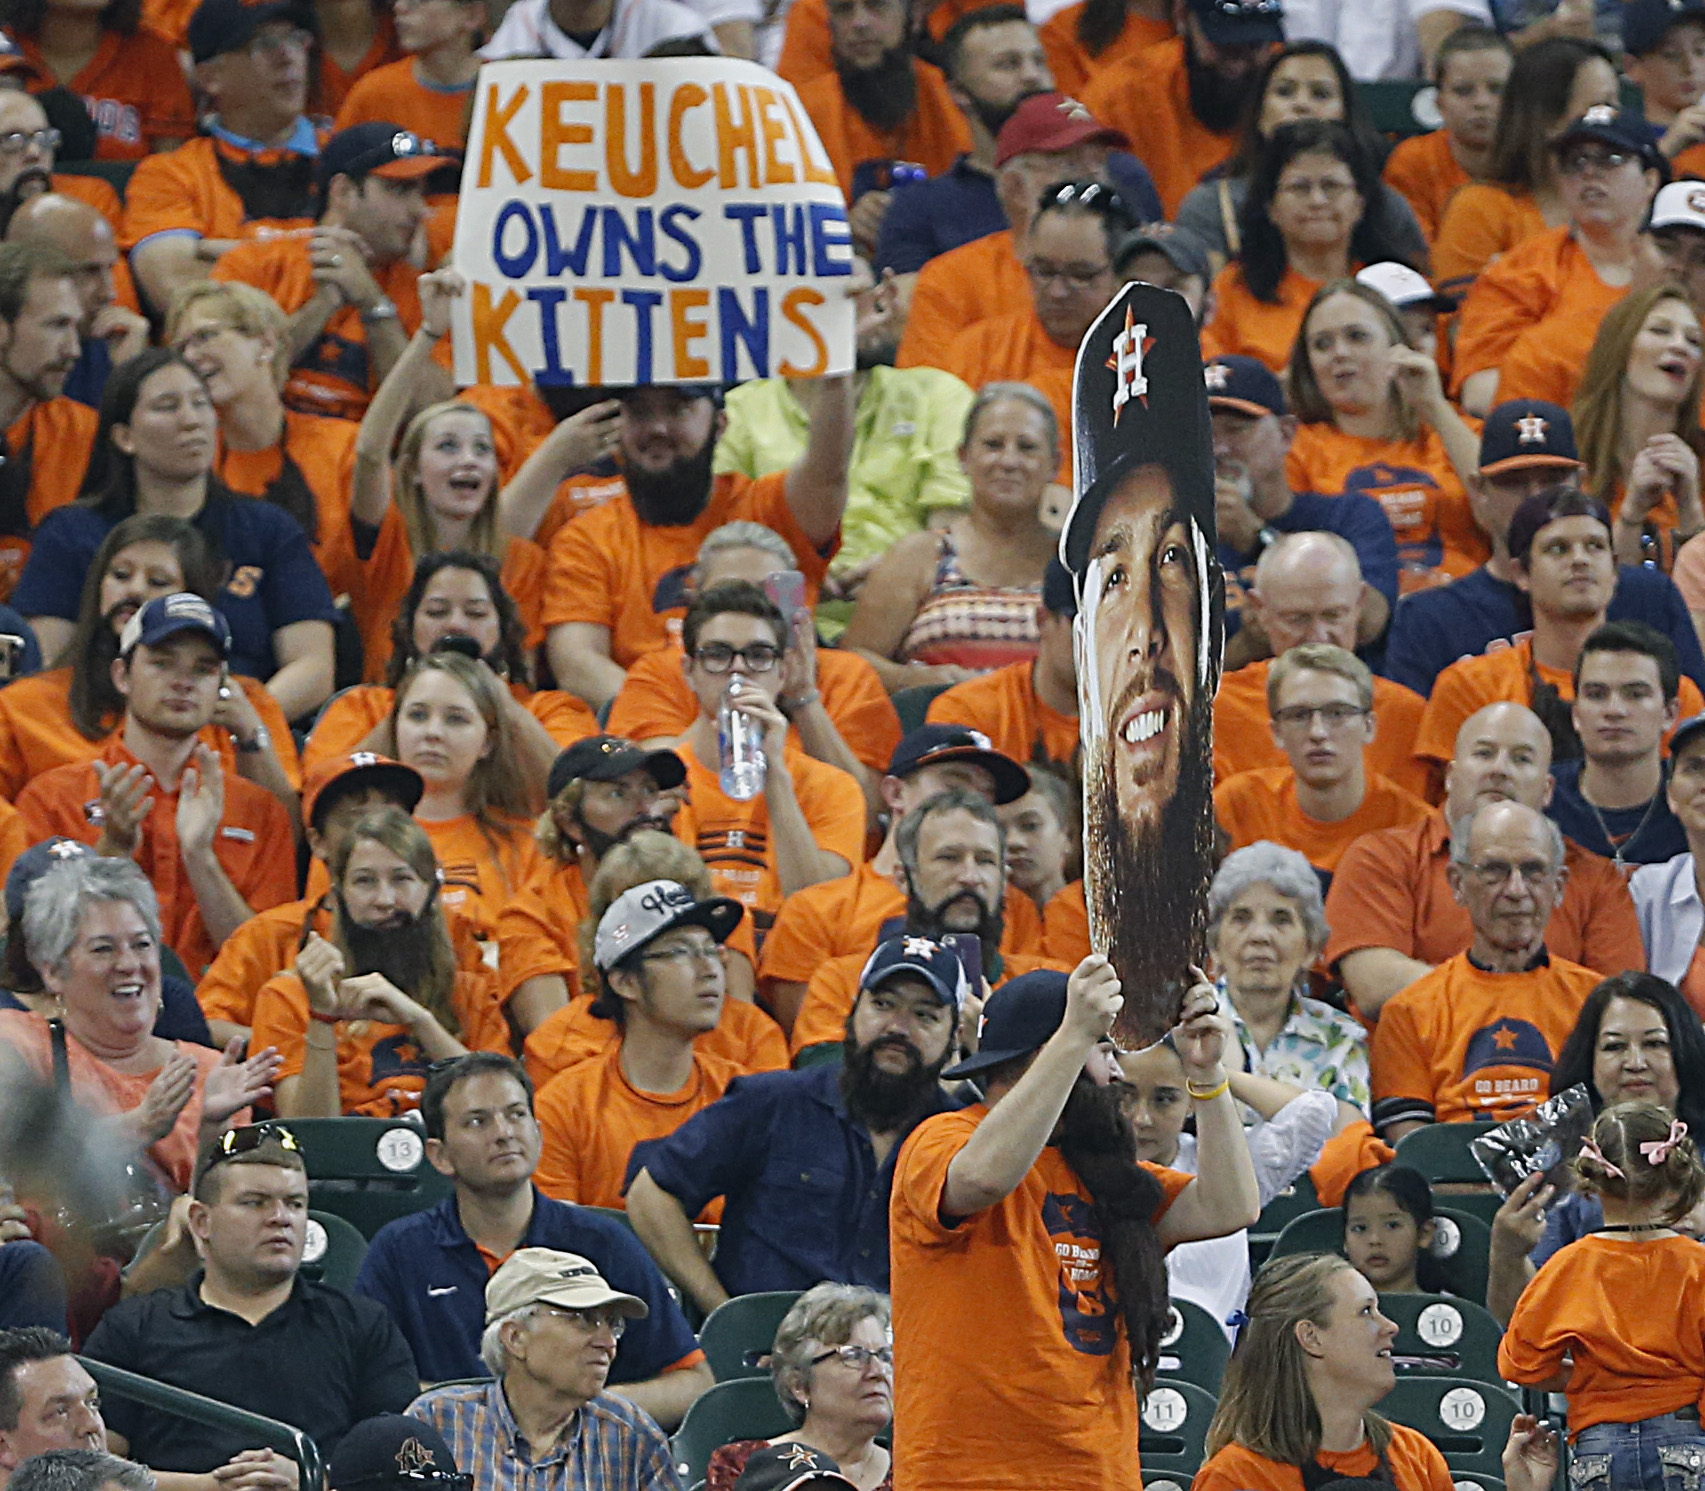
[354,1189,701,1386]
[11,493,339,682]
[0,605,40,679]
[63,339,112,412]
[1546,758,1689,868]
[1384,564,1705,696]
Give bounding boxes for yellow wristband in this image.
[1186,1075,1231,1102]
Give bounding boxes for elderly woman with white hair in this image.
[0,856,279,1194]
[706,1284,893,1491]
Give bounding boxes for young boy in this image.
[1623,0,1705,176]
[333,0,486,151]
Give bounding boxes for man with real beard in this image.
[254,804,512,1117]
[889,964,1258,1491]
[627,934,965,1315]
[1082,0,1284,216]
[787,787,1072,1054]
[543,376,855,715]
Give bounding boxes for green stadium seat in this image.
[1249,1173,1320,1266]
[1268,1206,1492,1303]
[1356,80,1430,137]
[793,1043,843,1069]
[699,1292,802,1381]
[1378,1293,1505,1384]
[1394,1123,1498,1185]
[1157,1297,1230,1393]
[1139,1378,1216,1484]
[283,1117,454,1239]
[669,1378,795,1486]
[1381,1377,1520,1479]
[299,1210,367,1292]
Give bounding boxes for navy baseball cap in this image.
[859,934,970,1009]
[5,838,93,923]
[1204,355,1285,418]
[1117,222,1211,283]
[1478,401,1581,477]
[547,736,686,800]
[318,124,456,189]
[941,968,1071,1079]
[188,0,316,63]
[1554,106,1668,176]
[327,1417,463,1491]
[885,726,1030,804]
[1624,0,1705,54]
[1506,489,1613,565]
[1674,712,1705,759]
[118,592,230,659]
[1043,557,1078,619]
[1185,0,1283,46]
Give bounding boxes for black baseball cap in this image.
[1553,106,1668,177]
[1042,557,1077,619]
[327,1416,465,1491]
[318,124,456,189]
[547,736,686,800]
[1478,400,1581,477]
[1116,222,1211,282]
[941,968,1070,1079]
[885,725,1030,804]
[1204,355,1285,418]
[1184,0,1283,45]
[1506,489,1613,565]
[1672,711,1705,759]
[188,0,316,63]
[1624,0,1705,55]
[733,1445,857,1491]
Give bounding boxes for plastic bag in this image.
[1470,1084,1595,1197]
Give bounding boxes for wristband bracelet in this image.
[1185,1075,1231,1102]
[309,1009,340,1025]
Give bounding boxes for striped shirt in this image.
[408,1381,681,1491]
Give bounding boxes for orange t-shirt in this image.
[1432,182,1549,297]
[0,397,100,601]
[1493,294,1626,413]
[1414,635,1705,766]
[533,1041,744,1214]
[1453,226,1622,394]
[318,12,402,118]
[21,30,195,161]
[1080,37,1233,217]
[1309,1119,1395,1208]
[926,661,1080,777]
[0,667,300,803]
[675,743,867,949]
[796,61,972,201]
[333,57,475,149]
[1200,264,1323,376]
[890,1105,1191,1491]
[16,737,295,978]
[1383,129,1473,246]
[895,230,1028,375]
[1500,1234,1705,1435]
[1212,661,1429,798]
[776,0,999,88]
[416,813,542,946]
[355,510,545,683]
[1323,810,1644,982]
[1286,420,1488,592]
[605,643,901,776]
[1370,950,1603,1124]
[757,857,1046,987]
[937,311,1075,481]
[1038,4,1172,96]
[0,1011,232,1192]
[303,681,597,771]
[522,993,788,1088]
[1213,766,1432,880]
[1041,879,1088,964]
[541,471,834,668]
[253,963,509,1118]
[0,797,27,885]
[213,239,430,422]
[121,135,321,251]
[1193,1425,1455,1491]
[459,382,557,484]
[791,945,1069,1054]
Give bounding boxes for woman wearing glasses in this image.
[841,383,1061,694]
[1202,120,1420,376]
[706,1284,894,1491]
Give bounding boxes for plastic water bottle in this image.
[718,675,766,800]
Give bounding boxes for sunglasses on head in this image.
[211,1122,300,1161]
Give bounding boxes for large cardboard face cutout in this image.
[1061,284,1223,1049]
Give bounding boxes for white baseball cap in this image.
[1356,261,1455,313]
[1651,181,1705,235]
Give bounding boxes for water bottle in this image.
[718,675,766,800]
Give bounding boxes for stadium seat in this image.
[1381,1377,1520,1479]
[1139,1378,1216,1484]
[1268,1207,1492,1302]
[699,1292,802,1381]
[1451,1475,1505,1491]
[1156,1298,1230,1393]
[670,1377,795,1485]
[891,683,952,736]
[1378,1293,1505,1384]
[299,1210,367,1292]
[1249,1174,1320,1266]
[793,1043,843,1069]
[283,1117,454,1239]
[1393,1124,1498,1185]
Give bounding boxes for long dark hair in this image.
[1238,120,1416,305]
[1551,972,1705,1136]
[77,348,226,521]
[1487,37,1615,192]
[65,514,223,740]
[1343,1164,1457,1294]
[1220,42,1386,181]
[1075,0,1131,57]
[385,551,533,689]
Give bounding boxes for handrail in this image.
[79,1358,325,1491]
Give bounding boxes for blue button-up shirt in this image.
[354,1190,701,1387]
[410,1379,680,1491]
[627,1063,955,1297]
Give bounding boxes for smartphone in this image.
[763,569,807,623]
[433,634,484,661]
[940,933,983,1000]
[0,634,24,683]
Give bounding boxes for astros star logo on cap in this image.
[1203,362,1230,391]
[1581,103,1617,126]
[394,1441,435,1476]
[1107,306,1155,426]
[902,936,940,958]
[1056,96,1092,121]
[782,1447,820,1470]
[1515,415,1548,444]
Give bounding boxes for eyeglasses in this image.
[1276,178,1357,202]
[638,941,727,969]
[540,1305,628,1339]
[0,129,59,157]
[693,642,780,673]
[810,1344,894,1371]
[1271,702,1368,730]
[1026,260,1113,289]
[242,27,314,59]
[1460,860,1561,888]
[1558,148,1637,176]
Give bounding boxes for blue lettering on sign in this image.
[658,205,703,282]
[723,203,766,273]
[603,209,655,276]
[719,287,767,381]
[493,200,538,279]
[527,286,573,386]
[623,289,663,383]
[809,203,853,277]
[543,209,598,276]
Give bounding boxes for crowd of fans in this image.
[4,0,1705,1483]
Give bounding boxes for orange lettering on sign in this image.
[541,80,598,191]
[574,287,616,384]
[779,90,839,188]
[777,288,827,377]
[477,83,531,188]
[667,84,712,188]
[713,82,762,189]
[670,288,712,379]
[472,283,529,384]
[753,87,796,186]
[607,82,658,197]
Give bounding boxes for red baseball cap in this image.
[995,93,1128,168]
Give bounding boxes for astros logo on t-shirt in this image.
[1043,1191,1116,1357]
[1462,1017,1555,1113]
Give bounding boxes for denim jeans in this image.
[1573,1414,1705,1491]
